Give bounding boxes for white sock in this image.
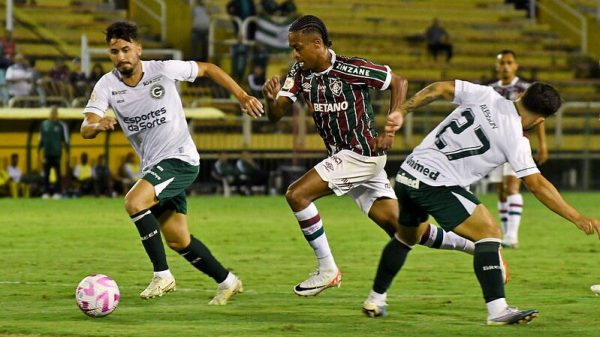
[294,203,336,271]
[506,194,523,242]
[368,289,387,305]
[486,298,508,318]
[420,224,475,254]
[498,201,508,234]
[154,269,173,279]
[218,272,236,289]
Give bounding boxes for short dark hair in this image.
[106,21,138,44]
[289,15,332,47]
[497,49,517,59]
[521,82,562,117]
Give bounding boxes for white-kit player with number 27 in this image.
[81,21,263,305]
[363,80,600,325]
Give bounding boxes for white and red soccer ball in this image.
[75,274,120,317]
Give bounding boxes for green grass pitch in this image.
[0,193,599,337]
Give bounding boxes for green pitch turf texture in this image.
[1,193,599,337]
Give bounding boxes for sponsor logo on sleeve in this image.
[282,77,294,90]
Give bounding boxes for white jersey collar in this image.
[495,76,520,88]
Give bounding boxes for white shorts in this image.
[314,149,396,214]
[488,163,517,183]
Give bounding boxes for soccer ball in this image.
[75,274,120,317]
[591,284,600,295]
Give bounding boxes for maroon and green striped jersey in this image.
[277,49,392,156]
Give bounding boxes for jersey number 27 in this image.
[434,108,490,161]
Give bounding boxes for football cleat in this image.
[501,236,519,249]
[293,268,342,296]
[486,307,538,325]
[209,275,243,305]
[362,299,387,318]
[140,274,176,299]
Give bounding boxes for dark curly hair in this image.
[105,21,138,44]
[521,82,562,117]
[289,15,332,47]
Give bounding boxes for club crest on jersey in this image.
[150,84,165,99]
[329,79,342,96]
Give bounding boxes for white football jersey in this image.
[83,60,200,171]
[400,80,539,187]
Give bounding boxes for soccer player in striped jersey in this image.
[488,50,548,248]
[81,21,263,305]
[263,15,475,297]
[363,80,600,325]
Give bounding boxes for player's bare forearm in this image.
[81,114,116,139]
[400,81,455,114]
[522,173,580,223]
[387,73,408,114]
[199,62,247,101]
[265,97,291,123]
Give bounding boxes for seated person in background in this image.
[212,152,240,196]
[236,150,268,195]
[72,152,93,196]
[119,152,142,194]
[424,18,453,62]
[7,153,30,198]
[92,154,114,197]
[0,158,10,196]
[248,65,266,98]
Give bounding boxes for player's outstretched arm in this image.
[262,75,292,123]
[385,81,455,136]
[197,62,264,118]
[81,113,116,139]
[522,173,600,238]
[535,122,548,165]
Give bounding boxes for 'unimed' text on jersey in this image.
[277,49,392,156]
[83,60,200,171]
[400,80,539,187]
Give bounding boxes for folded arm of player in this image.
[374,72,408,151]
[522,173,600,238]
[262,75,293,123]
[81,113,117,139]
[197,62,264,118]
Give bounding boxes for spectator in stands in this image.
[213,152,238,183]
[251,41,269,70]
[49,58,74,101]
[92,154,114,197]
[6,153,30,198]
[231,36,249,82]
[248,64,266,98]
[278,0,297,17]
[88,63,105,88]
[38,106,69,199]
[424,18,453,62]
[191,1,211,61]
[29,58,47,106]
[0,31,16,59]
[70,58,90,100]
[226,0,257,40]
[236,150,268,195]
[73,152,93,196]
[5,53,34,101]
[0,53,11,105]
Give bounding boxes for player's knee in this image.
[124,195,147,215]
[285,186,306,209]
[166,239,186,251]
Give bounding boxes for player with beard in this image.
[81,21,263,304]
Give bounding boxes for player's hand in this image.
[536,146,548,165]
[385,109,406,135]
[573,215,600,238]
[240,94,264,118]
[374,133,395,152]
[95,117,116,132]
[262,76,281,102]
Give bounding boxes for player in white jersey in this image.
[81,22,263,304]
[362,80,600,325]
[487,50,548,248]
